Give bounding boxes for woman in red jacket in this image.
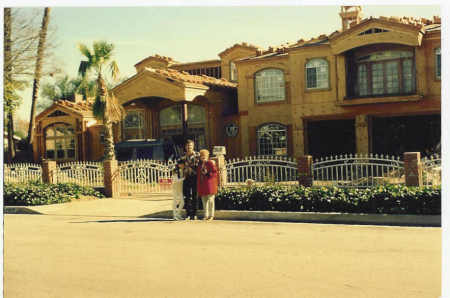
[197,149,218,221]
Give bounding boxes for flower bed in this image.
[215,184,441,215]
[3,181,105,206]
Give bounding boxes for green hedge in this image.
[4,181,105,206]
[215,184,441,215]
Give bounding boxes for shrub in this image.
[215,184,441,215]
[3,181,105,206]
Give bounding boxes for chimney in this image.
[339,6,363,31]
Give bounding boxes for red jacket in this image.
[197,160,218,196]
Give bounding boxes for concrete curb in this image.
[5,206,441,227]
[143,210,441,227]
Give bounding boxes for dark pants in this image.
[183,175,198,218]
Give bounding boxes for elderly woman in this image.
[197,149,218,221]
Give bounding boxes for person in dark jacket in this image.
[197,149,218,221]
[177,139,200,220]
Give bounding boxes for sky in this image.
[8,4,442,121]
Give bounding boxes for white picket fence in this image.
[422,154,441,186]
[313,153,404,188]
[118,159,176,195]
[55,161,104,187]
[4,163,42,183]
[226,155,298,184]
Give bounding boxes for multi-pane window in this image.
[123,111,145,140]
[45,123,76,161]
[435,47,441,79]
[306,58,329,89]
[230,61,237,82]
[159,105,207,149]
[257,123,287,156]
[254,69,285,103]
[354,50,415,97]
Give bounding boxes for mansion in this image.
[33,6,441,162]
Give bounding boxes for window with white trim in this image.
[45,123,77,161]
[254,69,285,103]
[435,47,441,80]
[123,110,145,140]
[306,58,329,89]
[257,123,287,155]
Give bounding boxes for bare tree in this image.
[27,7,51,148]
[3,8,59,162]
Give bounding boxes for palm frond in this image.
[78,43,92,62]
[78,61,90,78]
[109,60,120,81]
[93,94,106,119]
[105,91,125,123]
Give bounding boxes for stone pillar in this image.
[42,159,57,184]
[292,119,305,158]
[212,154,227,189]
[355,114,369,154]
[212,146,227,189]
[403,152,423,187]
[298,155,313,187]
[104,159,120,198]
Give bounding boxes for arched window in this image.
[257,123,287,155]
[435,47,441,79]
[123,110,145,140]
[45,123,76,161]
[306,58,329,89]
[230,61,237,82]
[254,69,285,103]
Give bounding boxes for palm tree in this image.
[78,41,124,160]
[27,7,51,149]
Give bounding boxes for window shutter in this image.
[287,124,293,156]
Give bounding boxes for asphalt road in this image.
[4,214,441,298]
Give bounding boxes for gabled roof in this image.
[237,15,440,62]
[218,42,261,58]
[36,99,94,121]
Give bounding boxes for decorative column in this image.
[403,152,423,187]
[104,159,120,198]
[355,114,369,154]
[212,146,227,189]
[42,159,57,184]
[298,155,313,187]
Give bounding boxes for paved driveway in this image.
[4,214,441,298]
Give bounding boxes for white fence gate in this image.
[313,154,404,188]
[56,161,104,187]
[226,155,298,184]
[422,154,441,186]
[4,163,42,183]
[118,159,176,196]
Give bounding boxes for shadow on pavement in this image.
[70,218,174,224]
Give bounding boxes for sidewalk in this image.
[4,197,441,226]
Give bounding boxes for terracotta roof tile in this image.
[218,42,262,57]
[145,67,237,88]
[55,99,94,116]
